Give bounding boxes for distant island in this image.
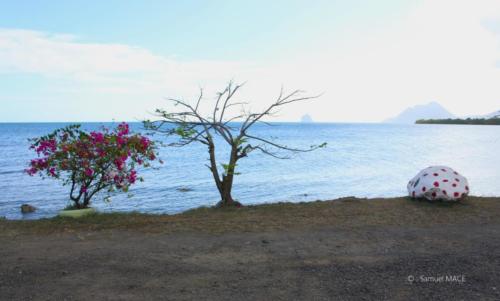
[416,118,500,125]
[300,114,314,123]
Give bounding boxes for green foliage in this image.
[234,137,248,146]
[27,123,159,209]
[63,203,80,211]
[313,142,327,149]
[416,118,500,125]
[174,125,197,139]
[221,163,241,176]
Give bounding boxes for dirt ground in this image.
[1,197,499,300]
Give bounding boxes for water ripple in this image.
[1,122,499,219]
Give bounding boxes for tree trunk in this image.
[220,180,235,206]
[69,198,82,209]
[208,142,223,194]
[220,170,235,206]
[70,195,82,209]
[69,177,83,209]
[83,197,90,208]
[217,146,240,207]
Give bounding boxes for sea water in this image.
[1,122,499,219]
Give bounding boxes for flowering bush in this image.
[27,123,159,209]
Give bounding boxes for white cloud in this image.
[0,29,167,74]
[0,28,260,121]
[0,28,251,94]
[1,0,500,122]
[250,0,500,122]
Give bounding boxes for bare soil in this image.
[1,196,499,300]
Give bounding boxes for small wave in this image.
[0,169,24,175]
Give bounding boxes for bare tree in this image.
[144,82,326,207]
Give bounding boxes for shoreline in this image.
[2,196,499,234]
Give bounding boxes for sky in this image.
[0,0,499,122]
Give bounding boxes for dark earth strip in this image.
[1,197,499,300]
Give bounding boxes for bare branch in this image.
[194,88,204,111]
[144,81,324,206]
[240,90,320,134]
[239,144,291,160]
[244,134,322,153]
[219,82,245,123]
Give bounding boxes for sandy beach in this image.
[1,196,499,300]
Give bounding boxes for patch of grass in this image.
[1,196,499,236]
[63,203,81,211]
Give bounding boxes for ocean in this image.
[1,122,499,220]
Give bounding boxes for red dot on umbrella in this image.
[432,192,437,198]
[455,178,460,182]
[443,190,447,195]
[422,187,426,192]
[433,181,439,187]
[454,171,458,175]
[452,183,457,187]
[454,192,460,197]
[441,169,446,172]
[465,186,469,191]
[423,173,428,176]
[443,179,449,182]
[433,173,439,176]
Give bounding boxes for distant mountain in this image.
[484,110,500,119]
[384,102,455,124]
[300,114,314,123]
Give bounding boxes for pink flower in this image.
[49,167,56,177]
[26,167,37,176]
[114,158,124,171]
[35,139,57,155]
[116,136,127,146]
[84,168,94,177]
[31,158,48,169]
[117,122,130,136]
[96,148,107,157]
[27,123,153,201]
[140,136,150,149]
[114,175,124,187]
[128,170,137,184]
[90,132,105,144]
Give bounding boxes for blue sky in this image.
[1,0,499,122]
[0,0,412,60]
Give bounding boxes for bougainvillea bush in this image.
[27,123,159,209]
